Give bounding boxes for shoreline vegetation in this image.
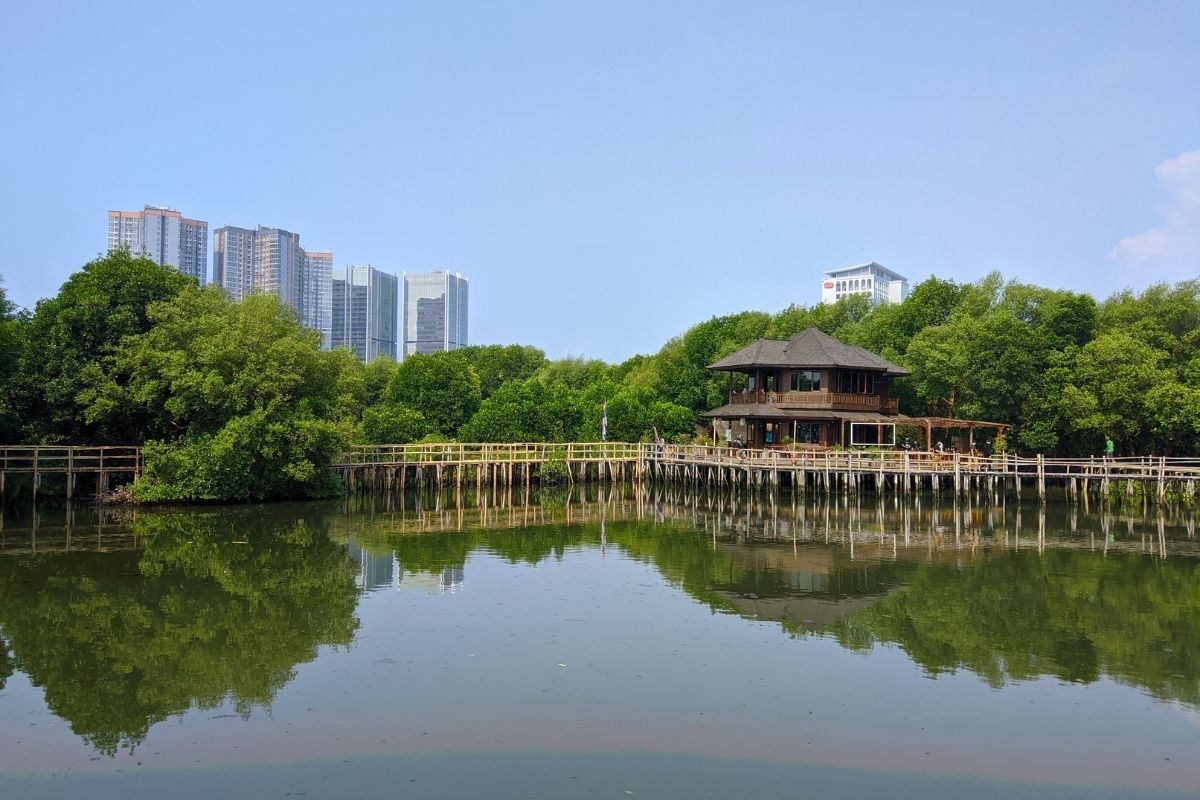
[1,253,1198,503]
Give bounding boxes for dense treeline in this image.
[1,253,1197,500]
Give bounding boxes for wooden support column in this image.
[1037,454,1046,503]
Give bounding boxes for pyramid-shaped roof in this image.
[706,327,910,376]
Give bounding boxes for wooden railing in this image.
[0,445,143,474]
[649,444,1200,482]
[335,442,642,467]
[727,390,899,412]
[337,442,1200,483]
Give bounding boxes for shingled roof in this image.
[706,327,910,376]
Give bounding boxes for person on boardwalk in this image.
[1105,435,1115,462]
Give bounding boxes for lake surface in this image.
[1,487,1198,799]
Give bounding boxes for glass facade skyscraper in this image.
[107,205,208,285]
[402,271,468,359]
[332,265,398,362]
[300,250,334,350]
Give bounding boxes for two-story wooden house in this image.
[701,327,910,448]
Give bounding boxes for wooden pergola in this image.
[909,416,1008,453]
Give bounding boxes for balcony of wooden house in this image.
[726,388,900,414]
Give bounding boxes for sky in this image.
[1,1,1197,363]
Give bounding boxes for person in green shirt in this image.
[1105,435,1115,461]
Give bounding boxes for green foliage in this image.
[384,351,481,437]
[534,356,613,390]
[455,344,548,399]
[623,311,771,412]
[9,251,194,443]
[88,286,350,502]
[539,457,569,483]
[0,276,29,442]
[458,379,583,441]
[361,355,400,406]
[134,412,345,502]
[362,402,431,444]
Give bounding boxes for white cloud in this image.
[1110,148,1200,268]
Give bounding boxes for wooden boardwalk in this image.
[644,444,1200,504]
[0,445,142,501]
[2,442,1198,506]
[335,442,644,493]
[339,442,1200,505]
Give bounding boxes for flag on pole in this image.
[601,400,608,441]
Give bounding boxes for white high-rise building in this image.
[107,205,208,284]
[211,223,333,348]
[821,262,909,305]
[332,266,398,362]
[252,226,303,309]
[402,271,468,359]
[212,226,256,299]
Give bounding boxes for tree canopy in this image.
[7,252,194,443]
[92,286,350,501]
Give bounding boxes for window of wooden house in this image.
[789,369,821,391]
[838,371,876,394]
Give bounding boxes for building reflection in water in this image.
[345,541,464,593]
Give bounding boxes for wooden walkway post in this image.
[1037,454,1046,503]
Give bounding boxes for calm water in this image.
[1,488,1198,799]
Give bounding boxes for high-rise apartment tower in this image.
[107,205,208,284]
[212,224,332,347]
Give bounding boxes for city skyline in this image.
[2,2,1197,363]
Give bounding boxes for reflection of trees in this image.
[0,505,359,755]
[0,636,12,691]
[364,525,590,578]
[828,549,1200,706]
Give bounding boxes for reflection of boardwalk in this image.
[336,484,1200,561]
[2,488,1196,561]
[0,504,139,555]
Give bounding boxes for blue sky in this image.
[1,1,1197,363]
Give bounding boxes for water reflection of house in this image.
[711,543,903,632]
